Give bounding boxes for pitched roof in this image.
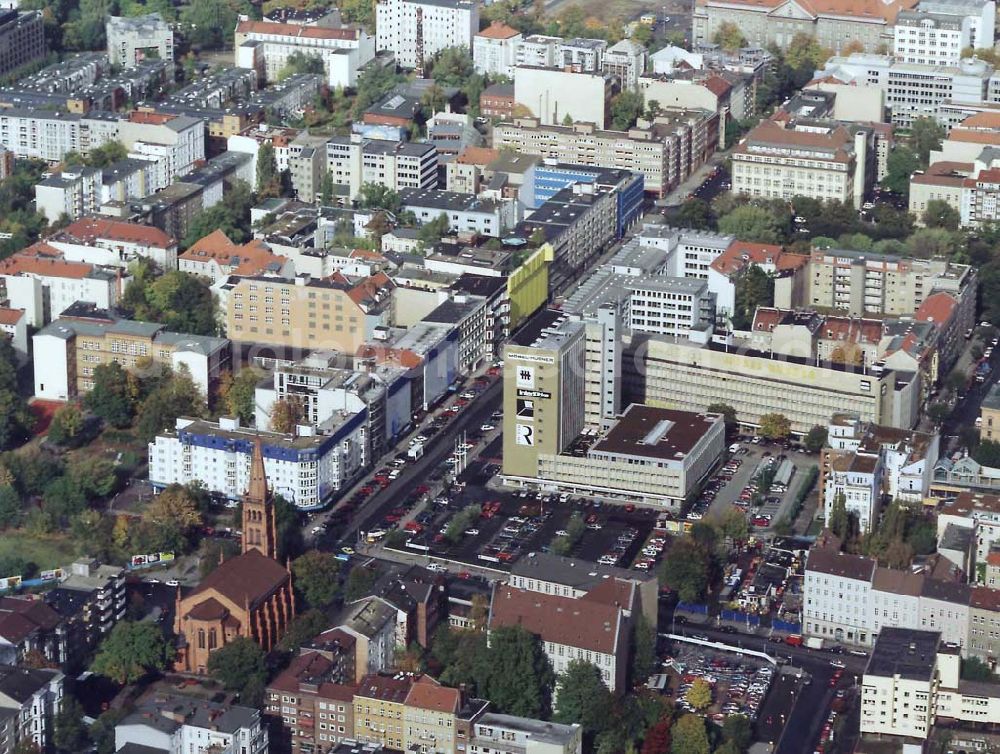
[455,146,500,165]
[821,315,883,344]
[356,673,412,703]
[0,666,59,703]
[180,231,286,276]
[911,161,973,187]
[871,567,924,596]
[915,291,958,325]
[489,585,623,655]
[806,546,875,582]
[959,111,1000,129]
[404,676,460,714]
[696,0,917,23]
[61,217,174,248]
[710,240,805,276]
[267,651,357,698]
[0,308,24,325]
[476,21,520,39]
[187,549,289,610]
[0,596,61,643]
[0,250,95,280]
[237,19,362,40]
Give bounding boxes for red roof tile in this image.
[0,308,24,325]
[476,21,520,39]
[237,19,362,40]
[62,217,174,248]
[404,676,460,714]
[915,291,958,325]
[187,549,289,610]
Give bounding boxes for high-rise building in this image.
[375,0,479,70]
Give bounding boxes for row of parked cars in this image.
[597,525,642,567]
[670,650,775,723]
[478,507,552,564]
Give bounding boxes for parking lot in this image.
[694,441,816,531]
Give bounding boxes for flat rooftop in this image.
[591,403,720,462]
[866,627,939,681]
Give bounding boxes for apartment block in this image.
[473,21,521,78]
[492,111,718,198]
[731,118,871,209]
[513,67,613,129]
[0,247,121,327]
[179,230,291,284]
[894,10,969,66]
[326,136,438,200]
[375,0,479,70]
[603,39,647,91]
[937,491,1000,581]
[34,168,102,223]
[0,11,45,78]
[149,412,367,510]
[267,651,357,753]
[235,18,375,88]
[32,303,230,400]
[806,248,974,317]
[221,271,394,351]
[106,13,173,68]
[803,544,877,646]
[0,665,63,754]
[398,187,520,237]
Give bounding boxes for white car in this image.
[465,528,480,536]
[426,563,447,573]
[480,424,496,432]
[165,579,179,587]
[311,526,324,534]
[555,529,569,537]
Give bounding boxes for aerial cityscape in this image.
[0,0,998,752]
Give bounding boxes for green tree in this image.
[53,697,90,754]
[477,625,554,718]
[731,264,775,330]
[143,484,203,552]
[143,270,217,335]
[707,402,737,429]
[713,21,746,52]
[47,403,87,447]
[86,141,128,168]
[43,476,86,523]
[89,709,126,754]
[359,183,401,212]
[962,657,993,681]
[418,212,452,244]
[554,660,614,736]
[91,621,174,684]
[684,678,712,710]
[85,362,135,428]
[256,141,281,199]
[207,637,267,705]
[345,563,378,602]
[828,491,849,538]
[135,368,204,442]
[0,485,20,528]
[631,614,657,683]
[320,170,334,205]
[759,413,791,440]
[718,204,782,244]
[660,539,708,603]
[927,401,951,425]
[910,116,946,164]
[923,199,960,230]
[785,33,829,73]
[223,367,263,424]
[180,0,254,49]
[279,50,324,79]
[722,714,752,752]
[907,227,959,259]
[803,425,828,453]
[340,0,374,28]
[430,46,474,86]
[182,181,254,247]
[675,198,713,230]
[671,714,709,754]
[292,550,342,609]
[611,90,644,130]
[884,146,921,195]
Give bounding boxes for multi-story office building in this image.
[326,136,438,200]
[806,248,974,317]
[221,271,394,351]
[515,34,561,67]
[473,21,521,78]
[513,67,613,129]
[235,18,375,88]
[803,543,877,646]
[730,118,871,208]
[375,0,479,70]
[558,37,606,70]
[0,11,46,78]
[468,714,582,754]
[627,277,716,339]
[149,412,367,510]
[894,10,969,66]
[106,13,174,68]
[0,665,63,754]
[289,144,325,203]
[492,111,718,197]
[693,0,908,54]
[32,304,229,401]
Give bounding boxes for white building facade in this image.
[375,0,479,70]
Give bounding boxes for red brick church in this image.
[173,440,295,673]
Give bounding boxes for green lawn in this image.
[0,531,78,573]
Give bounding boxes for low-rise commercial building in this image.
[469,714,582,754]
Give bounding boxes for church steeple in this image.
[242,438,277,560]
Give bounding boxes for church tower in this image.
[243,439,277,559]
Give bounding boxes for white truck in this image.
[407,441,424,460]
[805,637,824,650]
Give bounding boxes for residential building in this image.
[0,597,62,668]
[806,247,974,318]
[910,161,972,222]
[488,583,631,692]
[0,665,63,754]
[375,0,479,70]
[870,567,924,637]
[860,628,1000,740]
[179,230,290,283]
[106,13,173,68]
[515,35,560,67]
[50,217,177,271]
[43,559,126,671]
[0,309,26,358]
[290,144,326,203]
[326,136,438,200]
[937,491,1000,581]
[32,304,230,401]
[638,70,748,125]
[693,0,915,55]
[803,539,877,646]
[172,443,294,674]
[150,412,367,510]
[968,586,1000,666]
[473,22,521,78]
[221,271,394,352]
[894,10,969,67]
[235,18,375,88]
[982,383,1000,441]
[0,109,118,163]
[115,690,268,754]
[731,118,871,208]
[492,111,719,198]
[513,67,613,129]
[0,11,45,78]
[0,248,121,328]
[267,651,357,753]
[34,168,102,224]
[920,578,971,648]
[469,714,582,754]
[118,110,206,180]
[603,39,646,91]
[480,83,516,120]
[398,187,521,237]
[824,451,883,534]
[352,674,411,750]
